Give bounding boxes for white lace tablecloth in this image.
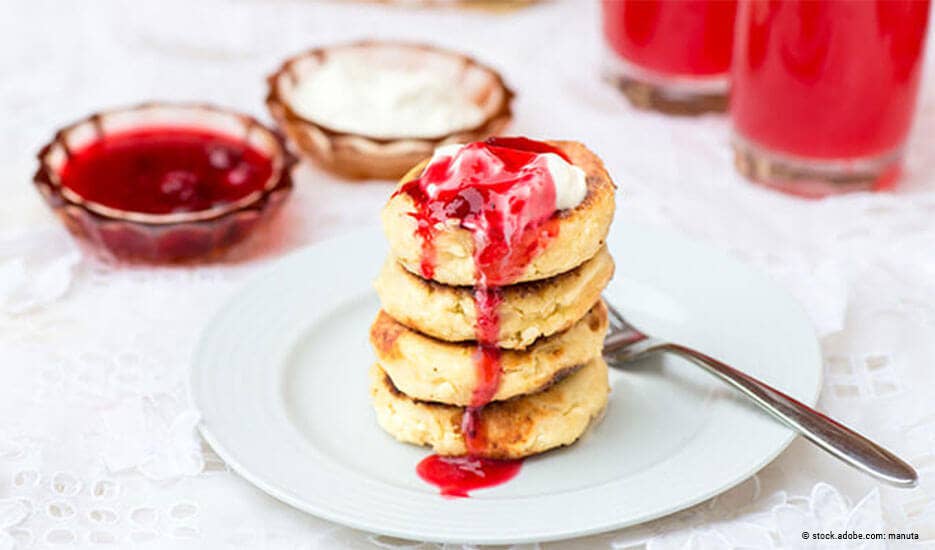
[3,1,935,548]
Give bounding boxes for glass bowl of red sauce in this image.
[34,103,295,262]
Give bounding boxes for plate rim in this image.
[191,223,823,544]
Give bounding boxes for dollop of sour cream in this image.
[289,57,484,139]
[427,143,587,211]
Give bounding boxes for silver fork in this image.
[602,300,918,488]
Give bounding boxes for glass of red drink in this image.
[601,0,738,114]
[730,0,930,197]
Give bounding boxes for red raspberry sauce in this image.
[59,127,273,215]
[415,455,523,499]
[398,137,570,496]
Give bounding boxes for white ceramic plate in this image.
[191,222,822,545]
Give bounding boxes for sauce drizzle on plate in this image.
[400,137,569,496]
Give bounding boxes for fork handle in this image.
[661,343,918,488]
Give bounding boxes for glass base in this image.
[604,54,728,116]
[732,136,903,198]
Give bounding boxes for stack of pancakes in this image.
[370,141,616,459]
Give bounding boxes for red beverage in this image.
[601,0,738,113]
[603,0,737,76]
[730,0,930,196]
[61,127,274,215]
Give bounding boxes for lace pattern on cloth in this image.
[2,0,935,548]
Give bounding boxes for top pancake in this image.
[381,140,616,286]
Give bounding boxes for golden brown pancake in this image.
[370,301,608,406]
[381,140,616,286]
[373,247,614,349]
[369,356,610,459]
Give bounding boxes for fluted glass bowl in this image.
[266,41,513,180]
[34,103,295,262]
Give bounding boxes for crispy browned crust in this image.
[370,310,407,360]
[551,140,617,217]
[370,357,610,459]
[370,301,608,405]
[412,245,609,298]
[370,301,608,354]
[380,365,581,409]
[373,247,614,348]
[384,139,616,286]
